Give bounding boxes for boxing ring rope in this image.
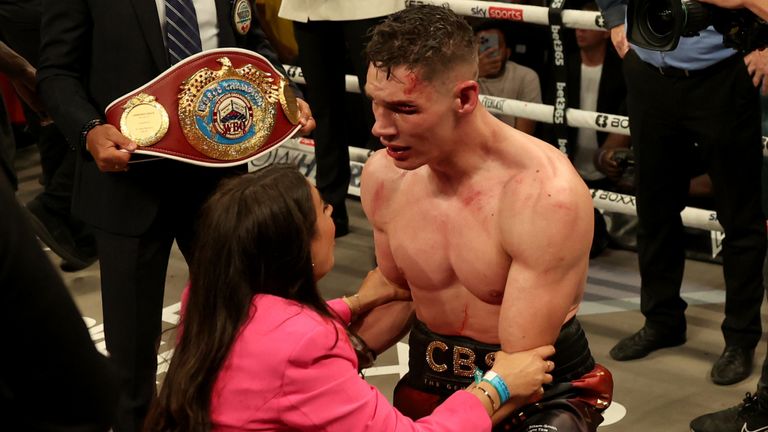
[269,0,768,241]
[282,65,768,148]
[285,64,633,134]
[259,66,727,237]
[401,0,604,30]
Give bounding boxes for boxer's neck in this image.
[426,109,499,187]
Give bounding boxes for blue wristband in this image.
[482,371,511,404]
[473,367,483,385]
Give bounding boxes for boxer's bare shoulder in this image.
[499,137,592,259]
[360,149,411,287]
[361,149,407,227]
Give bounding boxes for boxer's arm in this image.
[354,151,415,353]
[496,175,593,352]
[349,271,415,354]
[351,228,414,353]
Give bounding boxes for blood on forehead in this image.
[402,71,424,96]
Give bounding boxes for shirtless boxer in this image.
[356,6,613,431]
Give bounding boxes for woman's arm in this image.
[280,324,554,431]
[281,324,491,431]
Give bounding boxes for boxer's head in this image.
[366,5,478,84]
[365,5,482,170]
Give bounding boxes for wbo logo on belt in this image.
[105,48,300,167]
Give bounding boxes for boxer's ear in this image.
[454,80,479,114]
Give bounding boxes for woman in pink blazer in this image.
[145,164,555,432]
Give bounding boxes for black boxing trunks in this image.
[393,318,613,432]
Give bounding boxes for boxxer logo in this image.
[594,114,630,129]
[595,15,606,28]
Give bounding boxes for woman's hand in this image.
[489,345,555,407]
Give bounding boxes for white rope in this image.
[401,0,604,30]
[283,64,631,134]
[479,94,631,135]
[249,139,724,234]
[284,64,768,156]
[592,189,722,232]
[280,55,766,238]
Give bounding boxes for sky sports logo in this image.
[488,6,523,21]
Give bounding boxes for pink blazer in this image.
[206,294,491,431]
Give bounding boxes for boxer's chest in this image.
[387,187,511,302]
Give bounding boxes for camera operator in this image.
[689,36,768,432]
[596,1,767,431]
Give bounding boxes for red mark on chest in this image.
[461,190,483,208]
[458,305,470,333]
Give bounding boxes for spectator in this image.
[542,3,630,256]
[569,4,629,189]
[476,21,542,135]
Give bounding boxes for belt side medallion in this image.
[278,78,300,125]
[119,93,169,146]
[178,57,279,161]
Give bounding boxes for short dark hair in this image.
[366,5,477,82]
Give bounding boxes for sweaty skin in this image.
[358,64,593,353]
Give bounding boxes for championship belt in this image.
[105,48,301,167]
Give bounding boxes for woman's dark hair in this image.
[144,164,334,431]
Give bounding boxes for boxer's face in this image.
[365,64,457,170]
[309,184,335,280]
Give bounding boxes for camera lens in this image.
[628,0,714,50]
[645,0,675,37]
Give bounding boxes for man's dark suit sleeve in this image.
[0,176,119,430]
[37,0,104,149]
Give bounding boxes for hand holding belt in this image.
[105,48,301,167]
